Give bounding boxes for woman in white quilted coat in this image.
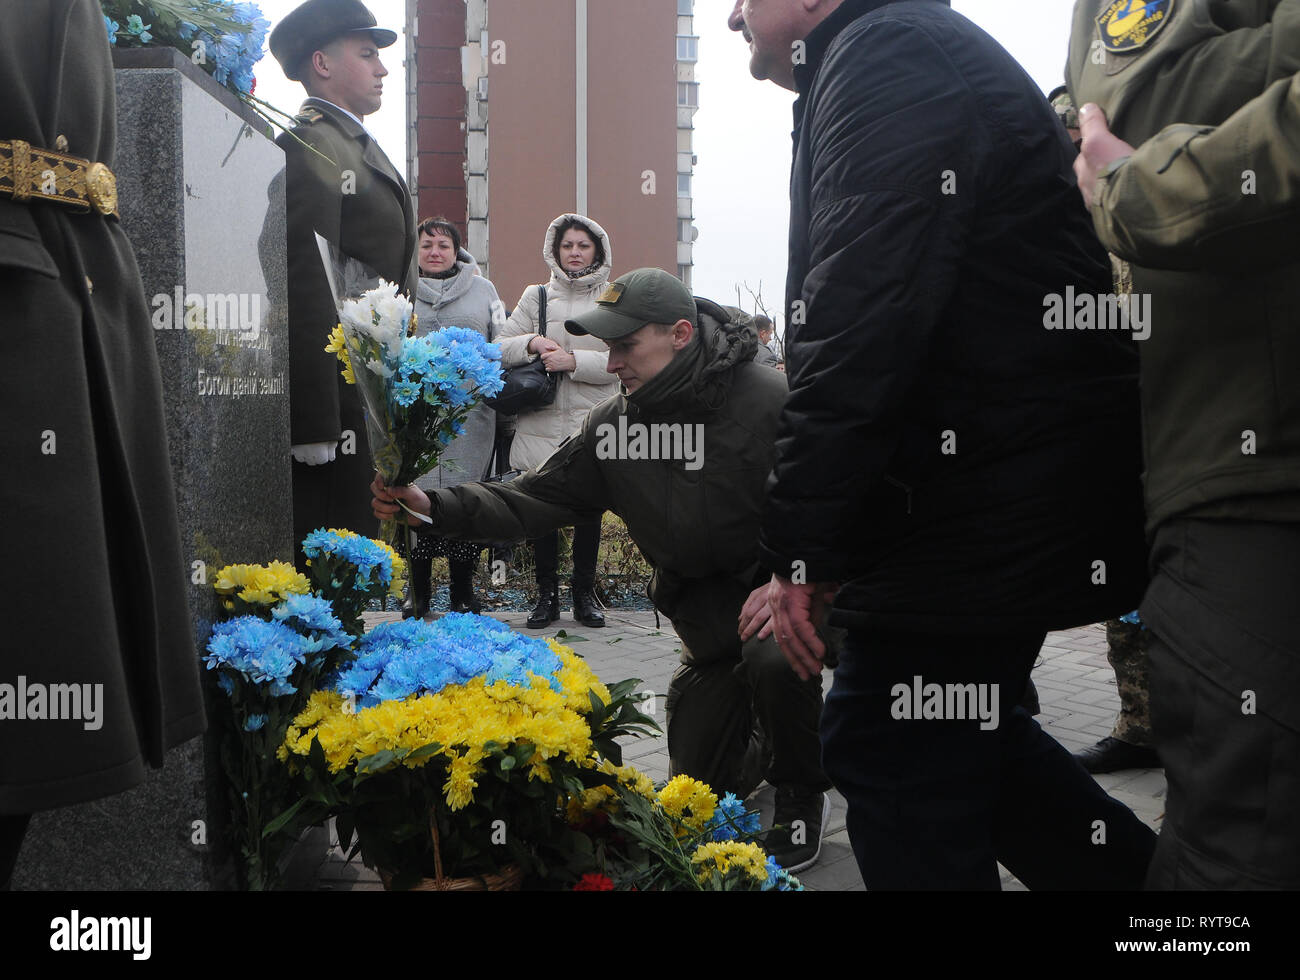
[498,214,620,629]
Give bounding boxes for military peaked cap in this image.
[270,0,397,81]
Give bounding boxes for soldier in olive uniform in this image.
[269,0,418,566]
[2,0,206,885]
[1067,0,1300,888]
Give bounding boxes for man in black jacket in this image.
[730,0,1156,888]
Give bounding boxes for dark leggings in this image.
[532,519,601,587]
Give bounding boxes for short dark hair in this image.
[552,217,605,270]
[418,216,462,255]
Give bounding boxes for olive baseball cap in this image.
[566,268,697,340]
[271,0,398,82]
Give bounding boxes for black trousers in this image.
[1141,518,1300,889]
[532,518,601,588]
[821,628,1156,890]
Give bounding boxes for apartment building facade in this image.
[406,0,697,307]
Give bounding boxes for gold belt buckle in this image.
[84,161,118,216]
[1,138,119,217]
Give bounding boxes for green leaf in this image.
[261,797,309,838]
[406,742,444,762]
[356,749,398,774]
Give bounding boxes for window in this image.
[678,219,693,242]
[677,36,698,61]
[677,173,691,195]
[678,0,693,15]
[676,82,698,108]
[677,264,693,288]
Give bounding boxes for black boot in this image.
[572,580,605,628]
[403,553,432,620]
[526,578,560,629]
[448,558,482,615]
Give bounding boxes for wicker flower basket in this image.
[378,810,525,891]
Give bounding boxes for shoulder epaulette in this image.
[293,107,326,126]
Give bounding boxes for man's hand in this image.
[540,347,577,373]
[371,473,432,526]
[737,584,775,642]
[1074,103,1135,209]
[291,441,337,465]
[766,575,838,681]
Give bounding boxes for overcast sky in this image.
[253,0,1079,324]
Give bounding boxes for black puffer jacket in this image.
[759,0,1147,635]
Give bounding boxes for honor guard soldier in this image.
[270,0,418,566]
[1,0,206,885]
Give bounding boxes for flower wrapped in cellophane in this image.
[316,237,504,546]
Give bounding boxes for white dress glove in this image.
[291,441,337,465]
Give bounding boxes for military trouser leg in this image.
[740,633,830,792]
[1104,618,1152,746]
[665,646,752,796]
[1141,518,1300,889]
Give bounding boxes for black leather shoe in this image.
[403,554,432,620]
[1073,736,1161,774]
[572,582,605,628]
[526,581,559,629]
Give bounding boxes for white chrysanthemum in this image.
[365,358,394,378]
[375,292,412,332]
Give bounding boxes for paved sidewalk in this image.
[310,610,1165,891]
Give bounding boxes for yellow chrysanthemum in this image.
[213,560,310,606]
[549,644,611,711]
[325,325,356,385]
[691,841,769,883]
[657,774,718,833]
[282,674,599,811]
[445,753,478,810]
[606,760,657,801]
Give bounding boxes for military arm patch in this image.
[1097,0,1176,53]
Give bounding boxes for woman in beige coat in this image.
[497,214,620,628]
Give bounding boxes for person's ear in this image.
[673,319,694,351]
[311,49,331,79]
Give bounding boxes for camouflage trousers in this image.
[1105,618,1152,746]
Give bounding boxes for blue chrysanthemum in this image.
[271,593,351,650]
[705,792,762,842]
[302,530,396,592]
[205,616,315,685]
[332,613,564,705]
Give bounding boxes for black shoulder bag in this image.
[486,285,559,415]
